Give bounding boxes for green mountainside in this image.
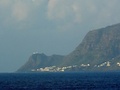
[17,23,120,72]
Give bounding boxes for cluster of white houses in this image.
[31,62,120,72]
[32,66,75,72]
[94,61,111,67]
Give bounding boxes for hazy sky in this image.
[0,0,120,72]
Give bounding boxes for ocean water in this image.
[0,72,120,90]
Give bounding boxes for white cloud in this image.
[47,0,74,20]
[46,0,97,23]
[47,0,59,19]
[0,0,44,22]
[1,0,120,30]
[11,1,29,21]
[0,0,11,7]
[46,0,120,28]
[71,3,82,23]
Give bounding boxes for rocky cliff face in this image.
[17,23,120,72]
[62,23,120,66]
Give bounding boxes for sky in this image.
[0,0,120,72]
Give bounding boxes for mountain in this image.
[17,23,120,72]
[61,23,120,71]
[17,53,64,72]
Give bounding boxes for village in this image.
[31,61,120,72]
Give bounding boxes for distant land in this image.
[17,23,120,72]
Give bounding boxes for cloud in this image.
[71,2,82,23]
[47,0,74,20]
[32,0,44,6]
[47,0,60,19]
[0,0,44,22]
[46,0,97,23]
[0,0,11,7]
[11,1,29,21]
[46,0,98,31]
[1,0,120,30]
[47,0,120,28]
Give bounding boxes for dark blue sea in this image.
[0,72,120,90]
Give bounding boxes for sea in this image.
[0,72,120,90]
